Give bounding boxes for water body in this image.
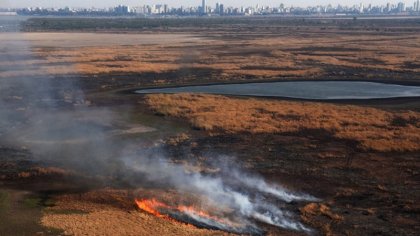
[136,81,420,100]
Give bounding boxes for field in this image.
[0,16,419,236]
[1,17,420,90]
[144,93,420,235]
[145,93,420,152]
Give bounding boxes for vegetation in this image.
[1,17,419,235]
[22,196,43,209]
[2,27,418,88]
[0,191,10,212]
[145,93,420,152]
[21,17,420,32]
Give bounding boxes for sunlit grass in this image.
[146,93,420,152]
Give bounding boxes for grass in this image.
[0,189,64,235]
[22,196,42,209]
[44,209,89,215]
[1,31,418,83]
[0,191,10,212]
[38,34,419,78]
[145,93,420,152]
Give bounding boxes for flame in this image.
[135,198,232,229]
[177,205,224,223]
[135,198,168,218]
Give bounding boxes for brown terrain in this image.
[1,18,420,89]
[0,17,419,236]
[145,93,420,152]
[143,93,420,235]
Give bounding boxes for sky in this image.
[0,0,415,8]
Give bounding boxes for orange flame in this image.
[177,205,224,223]
[135,198,168,218]
[135,198,231,228]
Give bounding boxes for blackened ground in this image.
[163,130,420,236]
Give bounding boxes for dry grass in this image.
[1,32,418,80]
[41,189,230,236]
[300,203,343,236]
[145,94,420,152]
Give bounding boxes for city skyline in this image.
[1,0,417,8]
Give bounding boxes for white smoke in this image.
[123,150,317,234]
[227,167,319,202]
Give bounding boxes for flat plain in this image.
[0,17,419,236]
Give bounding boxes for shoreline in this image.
[123,79,420,104]
[123,78,420,92]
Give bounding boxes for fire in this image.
[135,198,233,229]
[177,205,224,223]
[135,198,168,218]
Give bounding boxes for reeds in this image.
[146,94,420,152]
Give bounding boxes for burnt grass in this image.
[75,67,227,91]
[0,147,58,235]
[163,129,420,236]
[0,146,104,193]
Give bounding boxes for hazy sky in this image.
[0,0,415,8]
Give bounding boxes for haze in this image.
[1,0,414,8]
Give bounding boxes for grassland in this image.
[1,17,419,90]
[145,93,420,152]
[1,17,419,236]
[18,32,420,81]
[41,189,227,236]
[144,93,420,236]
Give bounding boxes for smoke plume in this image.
[123,148,317,234]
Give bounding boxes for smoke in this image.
[0,18,128,183]
[123,148,316,233]
[0,17,317,234]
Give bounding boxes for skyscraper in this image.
[397,2,405,12]
[220,4,224,15]
[386,2,391,12]
[202,0,207,14]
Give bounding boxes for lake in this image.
[136,81,420,100]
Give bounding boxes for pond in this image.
[136,81,420,100]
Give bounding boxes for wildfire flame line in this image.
[135,198,237,230]
[135,198,168,218]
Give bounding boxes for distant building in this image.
[14,1,420,17]
[359,3,364,13]
[245,8,253,15]
[114,5,130,14]
[386,2,392,12]
[202,0,207,14]
[415,0,420,11]
[0,11,17,16]
[397,2,406,12]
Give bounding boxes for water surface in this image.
[136,81,420,100]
